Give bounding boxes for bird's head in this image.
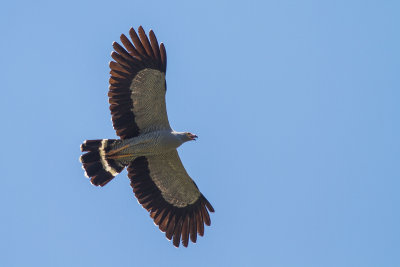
[175,131,198,143]
[183,132,198,141]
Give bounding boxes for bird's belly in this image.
[118,132,179,157]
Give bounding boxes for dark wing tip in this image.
[129,27,147,57]
[159,42,167,72]
[149,29,161,67]
[181,215,190,247]
[120,33,140,58]
[137,26,155,59]
[172,216,183,247]
[203,196,215,213]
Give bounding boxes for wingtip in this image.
[138,26,146,37]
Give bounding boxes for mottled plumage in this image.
[80,26,214,248]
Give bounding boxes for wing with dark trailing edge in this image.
[109,26,170,139]
[127,150,214,247]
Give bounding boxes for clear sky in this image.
[1,0,399,266]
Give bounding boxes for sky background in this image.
[1,0,399,266]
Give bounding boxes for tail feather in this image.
[80,139,124,186]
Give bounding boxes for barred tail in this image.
[80,139,124,186]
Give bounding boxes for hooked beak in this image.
[189,134,198,141]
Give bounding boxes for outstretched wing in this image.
[109,26,170,139]
[127,150,214,247]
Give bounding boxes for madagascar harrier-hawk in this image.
[79,26,214,248]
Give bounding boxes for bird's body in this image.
[105,130,190,160]
[79,26,213,247]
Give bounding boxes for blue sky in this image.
[1,0,399,266]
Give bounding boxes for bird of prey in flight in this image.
[80,26,214,247]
